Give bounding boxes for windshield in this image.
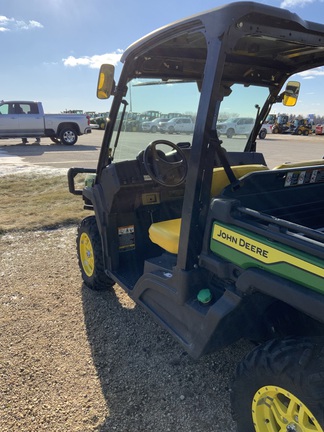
[111,78,200,162]
[216,84,270,150]
[110,78,270,162]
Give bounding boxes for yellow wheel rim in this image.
[252,385,323,432]
[79,232,95,277]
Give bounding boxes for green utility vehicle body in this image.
[69,2,324,430]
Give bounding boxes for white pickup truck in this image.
[0,101,91,145]
[158,116,195,134]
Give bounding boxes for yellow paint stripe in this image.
[212,224,324,277]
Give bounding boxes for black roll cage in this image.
[95,1,324,271]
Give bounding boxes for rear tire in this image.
[231,338,324,432]
[77,216,115,291]
[258,129,267,139]
[60,127,78,145]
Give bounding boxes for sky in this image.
[1,0,324,115]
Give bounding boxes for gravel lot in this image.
[0,226,253,432]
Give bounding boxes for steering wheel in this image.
[143,140,188,187]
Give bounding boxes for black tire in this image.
[304,129,309,136]
[151,125,157,133]
[168,126,175,134]
[258,129,267,139]
[60,127,78,145]
[272,127,279,134]
[297,129,303,135]
[99,121,105,130]
[77,216,115,291]
[226,128,234,138]
[231,338,324,432]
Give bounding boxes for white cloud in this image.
[297,67,324,78]
[63,50,124,69]
[0,15,12,31]
[0,16,11,24]
[26,20,43,29]
[280,0,315,8]
[0,15,43,31]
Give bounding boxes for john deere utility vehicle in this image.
[69,2,324,430]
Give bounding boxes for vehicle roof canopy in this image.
[121,1,324,89]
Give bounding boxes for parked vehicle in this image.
[217,117,254,138]
[136,110,161,131]
[265,113,277,124]
[316,124,324,135]
[257,122,273,139]
[271,114,292,134]
[90,115,108,130]
[158,117,195,134]
[259,122,273,138]
[69,3,324,431]
[90,121,99,129]
[0,101,91,145]
[291,118,312,135]
[142,117,169,133]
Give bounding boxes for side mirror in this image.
[282,81,300,107]
[97,64,115,99]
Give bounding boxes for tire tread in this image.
[77,216,114,291]
[231,337,324,431]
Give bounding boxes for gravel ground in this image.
[0,226,253,431]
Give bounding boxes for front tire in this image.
[60,127,78,145]
[226,128,234,138]
[77,216,114,291]
[231,338,324,432]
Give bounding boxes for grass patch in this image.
[0,172,92,233]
